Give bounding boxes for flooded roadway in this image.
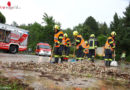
[0,53,130,90]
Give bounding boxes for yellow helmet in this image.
[90,34,95,37]
[73,31,79,36]
[111,31,116,36]
[85,41,88,44]
[64,33,68,37]
[54,25,60,30]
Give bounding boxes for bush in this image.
[126,55,130,62]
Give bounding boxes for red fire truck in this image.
[0,23,29,53]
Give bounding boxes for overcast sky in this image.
[0,0,129,29]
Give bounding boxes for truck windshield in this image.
[39,45,50,49]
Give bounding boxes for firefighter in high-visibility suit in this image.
[53,25,65,63]
[63,33,71,62]
[104,31,116,66]
[88,34,97,62]
[84,41,89,58]
[73,31,86,61]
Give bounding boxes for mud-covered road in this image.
[0,53,50,63]
[0,53,130,90]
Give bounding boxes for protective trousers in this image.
[64,46,70,61]
[54,45,64,63]
[104,49,112,66]
[88,49,95,62]
[76,46,84,61]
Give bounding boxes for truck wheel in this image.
[9,46,18,54]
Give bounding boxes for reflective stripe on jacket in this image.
[104,36,115,51]
[84,44,89,54]
[76,35,86,49]
[89,38,97,49]
[54,31,64,47]
[65,37,71,47]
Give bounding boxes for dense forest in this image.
[0,4,130,61]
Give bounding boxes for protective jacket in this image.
[104,36,115,51]
[75,35,86,49]
[54,30,64,47]
[64,37,71,47]
[89,38,97,49]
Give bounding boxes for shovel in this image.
[110,50,118,66]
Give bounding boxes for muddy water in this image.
[0,67,129,90]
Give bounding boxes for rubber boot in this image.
[92,56,95,63]
[109,61,111,66]
[61,57,64,63]
[91,58,94,63]
[105,61,109,66]
[53,58,59,63]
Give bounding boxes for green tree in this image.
[110,4,130,61]
[98,22,109,35]
[42,13,56,46]
[122,4,130,60]
[0,12,6,24]
[28,22,43,50]
[97,34,107,46]
[110,13,124,60]
[83,16,99,37]
[123,4,130,27]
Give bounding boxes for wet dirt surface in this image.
[0,53,50,63]
[0,53,130,90]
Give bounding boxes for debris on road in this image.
[2,61,130,82]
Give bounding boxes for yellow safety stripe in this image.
[109,59,112,61]
[59,36,63,39]
[88,58,91,60]
[109,41,113,44]
[66,56,69,58]
[62,55,66,57]
[76,58,80,60]
[57,41,60,44]
[76,40,80,42]
[104,59,108,61]
[54,55,59,57]
[80,58,84,60]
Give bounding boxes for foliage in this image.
[97,34,107,46]
[0,12,6,24]
[83,16,99,37]
[110,4,130,61]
